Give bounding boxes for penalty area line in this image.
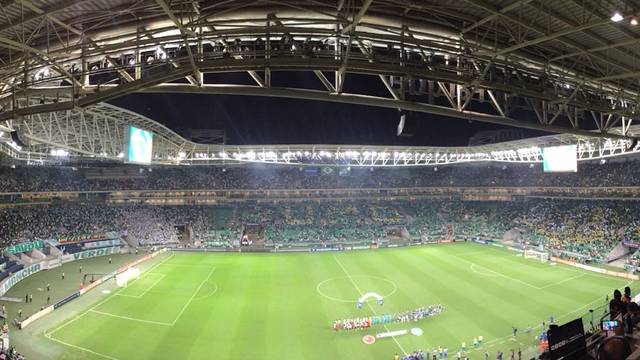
[89,309,173,326]
[333,255,408,355]
[453,254,541,290]
[170,266,217,326]
[538,274,586,290]
[45,253,175,337]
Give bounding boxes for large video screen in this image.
[126,126,153,164]
[542,145,577,173]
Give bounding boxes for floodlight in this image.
[611,12,624,22]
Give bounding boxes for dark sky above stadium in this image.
[110,72,549,146]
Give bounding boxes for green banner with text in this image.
[6,240,45,254]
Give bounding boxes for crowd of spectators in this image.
[0,204,209,247]
[0,199,636,262]
[0,348,24,360]
[1,160,640,193]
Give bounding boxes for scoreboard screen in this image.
[542,145,577,173]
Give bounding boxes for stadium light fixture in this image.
[611,12,624,22]
[50,149,69,157]
[7,141,21,151]
[632,16,639,25]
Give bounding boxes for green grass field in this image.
[34,243,634,360]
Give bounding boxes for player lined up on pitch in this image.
[333,305,444,331]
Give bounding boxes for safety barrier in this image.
[551,257,639,281]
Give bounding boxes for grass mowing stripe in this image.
[333,255,408,355]
[451,253,540,289]
[44,253,175,355]
[44,332,120,360]
[538,274,586,290]
[38,244,637,360]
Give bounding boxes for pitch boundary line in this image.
[478,280,633,352]
[472,243,633,283]
[170,266,217,326]
[333,255,408,355]
[44,253,175,357]
[89,309,173,326]
[44,332,120,360]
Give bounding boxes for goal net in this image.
[524,249,550,262]
[116,267,140,287]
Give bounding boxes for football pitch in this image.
[41,243,633,360]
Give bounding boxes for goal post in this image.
[524,249,550,263]
[116,267,141,287]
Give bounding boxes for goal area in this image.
[524,249,550,262]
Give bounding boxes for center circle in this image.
[316,275,398,303]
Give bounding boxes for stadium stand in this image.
[0,199,637,265]
[1,160,640,192]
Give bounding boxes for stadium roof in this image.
[0,102,637,166]
[1,0,640,165]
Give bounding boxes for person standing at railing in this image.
[609,289,625,320]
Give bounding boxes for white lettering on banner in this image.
[0,263,42,296]
[71,247,121,261]
[83,239,121,250]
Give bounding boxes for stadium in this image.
[2,0,640,359]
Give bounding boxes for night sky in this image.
[110,72,549,146]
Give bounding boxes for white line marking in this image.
[115,273,166,299]
[170,266,217,326]
[469,264,500,277]
[333,255,408,355]
[89,309,173,326]
[538,274,586,290]
[454,254,541,289]
[45,253,175,346]
[478,280,634,352]
[45,332,120,360]
[316,276,398,303]
[481,248,632,282]
[158,263,216,268]
[193,282,218,301]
